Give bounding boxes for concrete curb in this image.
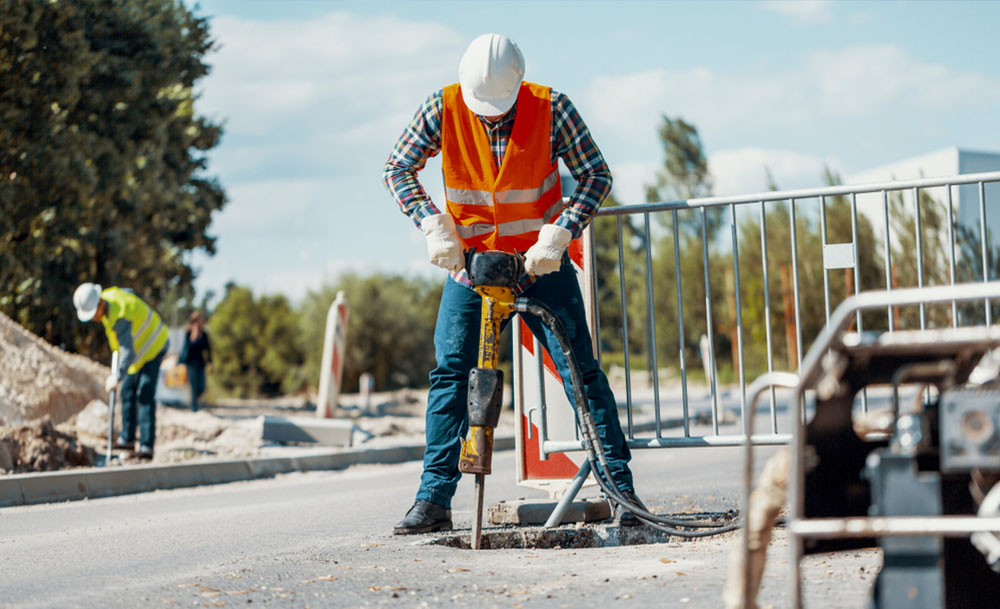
[0,412,681,509]
[0,437,514,508]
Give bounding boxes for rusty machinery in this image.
[745,283,1000,608]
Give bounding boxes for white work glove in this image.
[524,224,572,276]
[420,213,464,272]
[104,373,119,393]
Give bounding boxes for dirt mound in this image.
[0,311,107,426]
[0,417,95,473]
[0,385,434,474]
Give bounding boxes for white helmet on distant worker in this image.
[73,283,102,322]
[458,33,525,117]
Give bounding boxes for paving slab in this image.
[261,415,355,446]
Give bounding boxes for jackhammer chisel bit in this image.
[459,250,521,549]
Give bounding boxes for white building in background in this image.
[846,147,1000,251]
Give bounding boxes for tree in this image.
[299,274,444,393]
[636,115,726,380]
[207,285,305,398]
[0,0,225,357]
[644,115,723,238]
[590,194,646,358]
[886,185,953,329]
[644,115,713,203]
[736,166,885,374]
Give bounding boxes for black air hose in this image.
[515,297,740,537]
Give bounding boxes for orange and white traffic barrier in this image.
[513,233,596,497]
[317,291,349,419]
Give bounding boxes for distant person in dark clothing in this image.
[180,310,212,412]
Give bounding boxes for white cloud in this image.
[187,12,469,299]
[610,149,841,204]
[583,44,1000,149]
[759,0,834,25]
[197,13,465,179]
[201,13,462,115]
[708,148,844,196]
[807,46,1000,113]
[210,178,336,233]
[609,161,658,204]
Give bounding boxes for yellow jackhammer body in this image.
[458,251,522,549]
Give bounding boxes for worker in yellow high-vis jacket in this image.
[74,283,169,459]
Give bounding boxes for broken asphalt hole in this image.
[421,512,737,550]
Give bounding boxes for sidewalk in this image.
[1,391,718,510]
[0,435,514,508]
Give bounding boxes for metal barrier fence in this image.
[526,170,1000,459]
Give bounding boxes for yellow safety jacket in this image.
[100,287,169,375]
[441,81,564,253]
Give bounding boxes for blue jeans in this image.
[417,256,633,509]
[119,348,165,449]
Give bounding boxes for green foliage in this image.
[0,0,225,357]
[886,186,954,328]
[644,115,713,203]
[300,273,443,393]
[611,115,727,380]
[735,167,886,376]
[207,285,305,397]
[597,125,1000,386]
[590,195,646,355]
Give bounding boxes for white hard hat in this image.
[458,33,524,116]
[73,283,102,322]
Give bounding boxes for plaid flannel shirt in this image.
[382,88,612,291]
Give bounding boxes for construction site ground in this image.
[3,435,881,609]
[1,313,883,607]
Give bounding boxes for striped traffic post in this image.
[513,233,596,496]
[317,291,349,419]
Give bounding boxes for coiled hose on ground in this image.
[516,297,741,538]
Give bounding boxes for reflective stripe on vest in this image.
[100,287,169,375]
[453,201,563,241]
[132,309,165,363]
[440,81,563,253]
[445,169,560,206]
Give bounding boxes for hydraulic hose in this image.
[515,297,741,538]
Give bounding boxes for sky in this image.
[183,0,1000,305]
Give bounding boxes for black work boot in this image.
[393,500,453,535]
[611,490,648,526]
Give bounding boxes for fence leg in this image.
[543,460,592,529]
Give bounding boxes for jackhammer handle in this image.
[105,351,119,466]
[465,249,525,289]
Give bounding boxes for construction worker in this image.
[383,33,644,534]
[73,283,169,459]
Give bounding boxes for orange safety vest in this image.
[441,81,563,253]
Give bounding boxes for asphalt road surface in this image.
[1,428,880,609]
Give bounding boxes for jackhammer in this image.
[458,250,737,550]
[458,250,519,549]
